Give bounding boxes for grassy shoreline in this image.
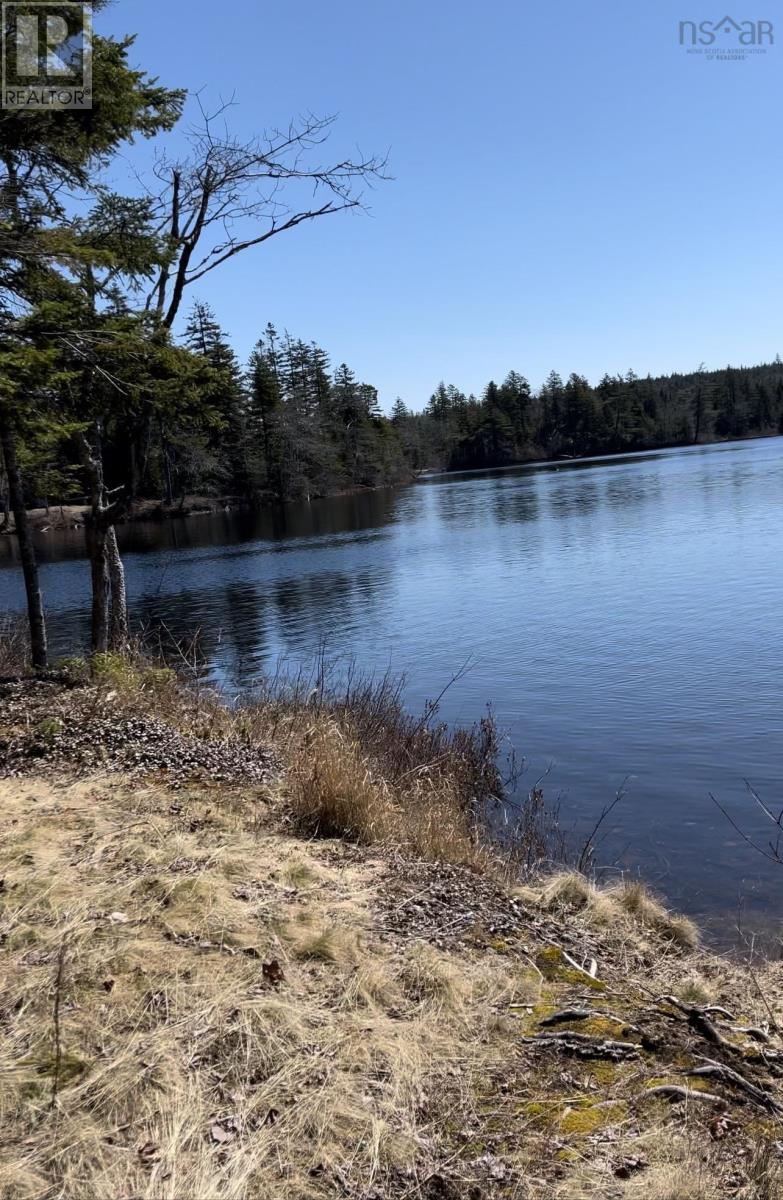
[1,662,782,1198]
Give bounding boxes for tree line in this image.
[394,360,783,473]
[24,321,782,521]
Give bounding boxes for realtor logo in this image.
[679,15,774,58]
[2,3,92,108]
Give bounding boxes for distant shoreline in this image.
[2,477,418,537]
[3,429,780,538]
[419,428,783,482]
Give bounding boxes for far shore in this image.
[4,429,780,538]
[2,479,415,535]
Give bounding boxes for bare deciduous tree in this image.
[146,103,389,328]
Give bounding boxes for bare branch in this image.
[143,108,390,327]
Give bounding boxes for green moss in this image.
[571,1015,634,1039]
[585,1061,621,1086]
[534,947,606,990]
[536,947,563,971]
[559,1101,626,1135]
[517,1001,557,1034]
[746,1117,780,1139]
[520,1097,627,1136]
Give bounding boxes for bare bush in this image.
[0,616,29,676]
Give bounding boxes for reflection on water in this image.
[2,438,783,943]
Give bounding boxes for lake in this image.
[2,436,783,943]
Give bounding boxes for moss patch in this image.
[534,946,606,990]
[558,1101,627,1135]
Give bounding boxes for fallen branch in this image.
[50,939,67,1110]
[643,1085,726,1108]
[732,1025,771,1044]
[522,1031,640,1061]
[655,995,735,1050]
[685,1059,783,1115]
[562,949,599,980]
[539,942,604,983]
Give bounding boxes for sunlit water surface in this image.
[2,438,782,943]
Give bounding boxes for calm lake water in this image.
[2,437,783,941]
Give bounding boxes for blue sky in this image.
[100,0,782,410]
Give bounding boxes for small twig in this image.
[643,1084,725,1107]
[519,951,545,987]
[561,948,602,983]
[577,780,628,873]
[50,939,68,1110]
[709,792,780,863]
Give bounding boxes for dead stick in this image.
[50,939,67,1110]
[643,1085,725,1107]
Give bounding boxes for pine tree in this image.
[247,333,283,496]
[183,301,249,496]
[0,20,183,663]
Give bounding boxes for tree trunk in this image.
[87,520,110,654]
[693,389,704,444]
[106,526,129,650]
[161,426,174,505]
[0,418,48,670]
[80,426,129,655]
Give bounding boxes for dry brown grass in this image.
[0,774,524,1200]
[57,650,512,873]
[0,616,28,675]
[285,714,490,869]
[3,666,783,1198]
[557,1125,783,1200]
[608,880,699,949]
[534,871,699,951]
[3,769,783,1199]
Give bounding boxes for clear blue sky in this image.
[100,0,782,410]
